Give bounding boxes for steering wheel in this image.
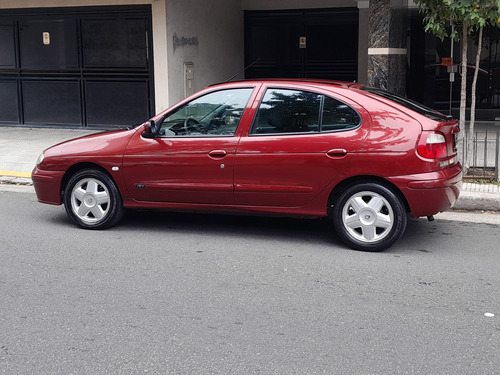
[183,117,203,134]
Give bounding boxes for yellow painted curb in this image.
[0,171,32,178]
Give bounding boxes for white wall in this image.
[165,0,244,105]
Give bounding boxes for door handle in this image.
[326,148,348,158]
[208,150,227,158]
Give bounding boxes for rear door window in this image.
[321,96,361,131]
[251,89,321,134]
[250,88,360,135]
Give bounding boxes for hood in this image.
[43,127,140,158]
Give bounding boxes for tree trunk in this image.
[468,26,483,173]
[460,22,469,172]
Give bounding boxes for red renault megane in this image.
[32,80,462,251]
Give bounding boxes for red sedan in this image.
[32,80,462,251]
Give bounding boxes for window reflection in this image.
[160,88,253,137]
[321,96,361,131]
[251,88,360,135]
[252,89,321,134]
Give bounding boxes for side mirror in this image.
[142,119,159,138]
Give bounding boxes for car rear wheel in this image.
[332,182,407,252]
[64,169,123,229]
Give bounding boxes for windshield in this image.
[360,86,450,121]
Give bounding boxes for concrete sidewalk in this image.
[1,126,499,212]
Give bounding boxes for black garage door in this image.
[245,8,358,81]
[0,5,154,129]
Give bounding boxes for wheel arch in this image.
[60,163,118,202]
[327,175,410,215]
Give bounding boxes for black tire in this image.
[63,169,123,229]
[332,182,407,252]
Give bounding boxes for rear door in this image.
[234,85,369,207]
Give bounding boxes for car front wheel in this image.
[332,182,407,252]
[64,169,123,229]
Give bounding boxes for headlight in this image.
[36,152,45,166]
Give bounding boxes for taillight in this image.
[417,131,447,159]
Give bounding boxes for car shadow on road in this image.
[396,217,458,254]
[120,208,340,246]
[47,207,453,253]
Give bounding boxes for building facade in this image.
[0,0,498,129]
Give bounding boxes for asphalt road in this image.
[1,186,499,374]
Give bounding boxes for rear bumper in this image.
[31,167,64,205]
[388,163,463,217]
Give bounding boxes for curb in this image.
[0,176,32,186]
[0,171,32,186]
[0,170,31,179]
[452,190,500,211]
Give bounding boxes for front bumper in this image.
[388,163,463,218]
[31,166,65,205]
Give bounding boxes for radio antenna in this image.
[225,58,261,82]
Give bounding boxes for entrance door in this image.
[244,8,359,81]
[0,5,153,128]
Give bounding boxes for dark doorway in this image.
[0,5,154,129]
[244,8,359,81]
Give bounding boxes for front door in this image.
[123,87,255,205]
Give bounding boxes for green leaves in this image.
[415,0,499,39]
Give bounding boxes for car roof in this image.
[210,78,360,90]
[209,79,450,122]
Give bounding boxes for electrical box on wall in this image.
[184,62,194,97]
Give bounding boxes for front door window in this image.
[159,88,254,137]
